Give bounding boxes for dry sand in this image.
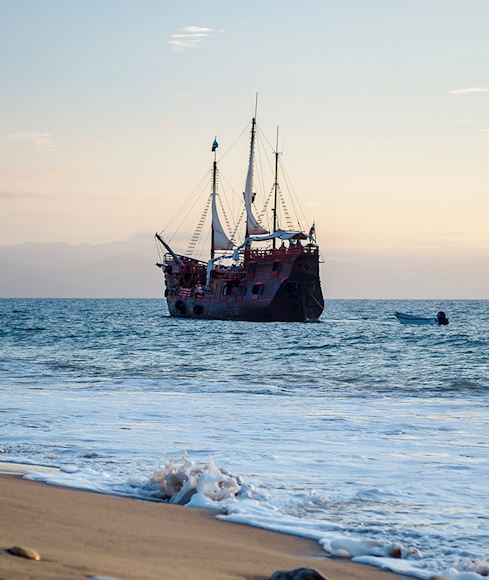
[0,472,410,580]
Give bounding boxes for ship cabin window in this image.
[223,281,234,296]
[272,261,281,275]
[251,283,264,296]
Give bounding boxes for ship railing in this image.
[245,245,318,259]
[163,253,207,266]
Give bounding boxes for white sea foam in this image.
[441,560,489,579]
[143,455,242,508]
[21,455,489,580]
[325,537,422,559]
[24,456,244,508]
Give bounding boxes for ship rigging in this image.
[155,101,324,322]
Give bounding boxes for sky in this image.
[1,0,489,298]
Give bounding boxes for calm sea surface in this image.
[1,299,488,578]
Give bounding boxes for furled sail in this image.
[244,118,268,236]
[245,229,307,243]
[211,163,233,251]
[212,195,233,250]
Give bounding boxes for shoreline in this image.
[0,465,410,580]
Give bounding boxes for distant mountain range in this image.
[0,240,162,298]
[0,240,487,299]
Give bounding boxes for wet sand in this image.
[0,471,409,580]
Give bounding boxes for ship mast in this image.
[209,137,233,258]
[272,125,279,249]
[244,93,268,239]
[211,144,217,260]
[245,96,258,239]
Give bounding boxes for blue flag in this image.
[211,138,219,152]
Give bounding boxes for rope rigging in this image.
[230,206,245,242]
[217,191,234,243]
[215,171,238,242]
[216,122,250,163]
[257,185,273,223]
[157,117,311,259]
[255,132,272,231]
[159,169,210,238]
[279,187,295,230]
[186,192,212,256]
[257,124,306,232]
[278,157,306,232]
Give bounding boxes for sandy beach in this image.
[0,471,410,580]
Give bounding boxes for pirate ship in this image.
[155,104,324,322]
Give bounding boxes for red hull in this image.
[161,246,324,322]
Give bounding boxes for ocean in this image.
[1,298,488,579]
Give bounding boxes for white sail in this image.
[244,119,268,235]
[246,229,307,243]
[212,168,233,251]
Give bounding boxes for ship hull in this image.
[162,247,324,322]
[167,282,323,322]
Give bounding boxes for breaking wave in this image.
[23,456,489,580]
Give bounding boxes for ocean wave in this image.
[3,299,488,580]
[22,456,489,580]
[141,455,243,507]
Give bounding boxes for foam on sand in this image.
[0,461,60,476]
[144,455,242,507]
[20,456,489,580]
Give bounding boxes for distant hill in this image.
[0,240,487,299]
[0,240,163,298]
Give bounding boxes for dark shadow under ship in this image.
[156,108,324,322]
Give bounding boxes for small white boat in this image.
[394,311,448,325]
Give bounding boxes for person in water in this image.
[437,311,449,325]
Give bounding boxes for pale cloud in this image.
[6,132,55,148]
[168,25,216,52]
[477,128,489,140]
[182,26,212,34]
[449,87,489,95]
[171,33,209,38]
